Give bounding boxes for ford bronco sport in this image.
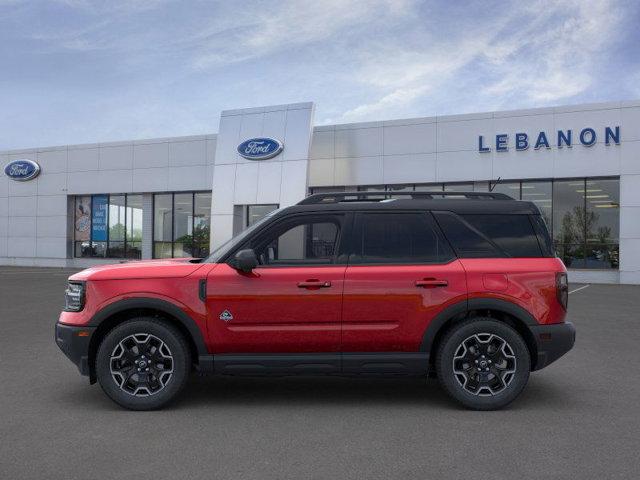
[56,191,575,410]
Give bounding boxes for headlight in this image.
[64,281,85,312]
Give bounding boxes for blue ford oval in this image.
[237,138,283,160]
[4,159,41,181]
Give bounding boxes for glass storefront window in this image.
[584,178,619,269]
[108,195,125,258]
[553,179,586,246]
[473,182,489,192]
[153,194,172,259]
[173,193,193,257]
[490,181,521,200]
[247,204,278,227]
[126,195,143,259]
[74,193,144,259]
[194,192,212,258]
[522,181,552,229]
[153,192,212,259]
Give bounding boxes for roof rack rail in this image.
[298,191,513,205]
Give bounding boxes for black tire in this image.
[96,318,191,410]
[436,318,530,410]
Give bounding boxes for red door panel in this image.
[206,263,345,353]
[341,261,467,352]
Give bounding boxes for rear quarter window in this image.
[434,212,546,258]
[460,214,543,257]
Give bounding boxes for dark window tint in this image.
[461,214,542,257]
[434,212,500,258]
[354,213,453,264]
[530,214,554,257]
[252,218,340,266]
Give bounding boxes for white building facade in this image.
[2,100,639,284]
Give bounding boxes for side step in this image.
[197,352,429,376]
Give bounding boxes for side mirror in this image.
[231,249,258,273]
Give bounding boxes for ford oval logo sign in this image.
[4,159,41,181]
[237,138,283,160]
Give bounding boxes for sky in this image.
[1,0,639,150]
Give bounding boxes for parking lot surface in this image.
[1,267,639,479]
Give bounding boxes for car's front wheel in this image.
[96,318,191,410]
[436,318,530,410]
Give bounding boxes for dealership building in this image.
[1,99,639,284]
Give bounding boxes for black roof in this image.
[284,191,541,215]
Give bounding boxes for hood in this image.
[69,258,206,281]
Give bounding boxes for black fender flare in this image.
[419,297,537,353]
[467,297,538,326]
[88,297,208,356]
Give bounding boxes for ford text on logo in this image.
[237,138,283,160]
[4,159,41,181]
[478,126,620,152]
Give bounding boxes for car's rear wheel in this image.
[96,318,191,410]
[436,318,530,410]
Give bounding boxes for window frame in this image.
[73,193,143,259]
[227,212,349,268]
[348,211,456,266]
[152,191,211,259]
[459,213,547,258]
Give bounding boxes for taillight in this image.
[556,272,568,310]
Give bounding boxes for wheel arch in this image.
[421,298,539,371]
[86,298,208,384]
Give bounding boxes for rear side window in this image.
[461,214,542,257]
[530,214,554,257]
[433,212,501,258]
[352,212,454,264]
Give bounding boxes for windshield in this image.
[203,208,282,263]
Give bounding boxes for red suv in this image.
[56,191,575,410]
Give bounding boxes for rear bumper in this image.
[55,322,96,377]
[530,321,576,371]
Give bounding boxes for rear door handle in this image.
[415,279,448,288]
[297,280,332,289]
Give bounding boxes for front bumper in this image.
[530,321,576,371]
[55,323,96,376]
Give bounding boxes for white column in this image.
[210,103,315,250]
[619,173,640,284]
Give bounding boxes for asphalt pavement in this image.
[1,267,639,479]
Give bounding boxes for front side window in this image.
[248,216,341,266]
[352,212,453,264]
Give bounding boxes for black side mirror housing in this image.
[231,249,258,273]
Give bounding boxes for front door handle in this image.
[297,280,332,289]
[415,278,448,288]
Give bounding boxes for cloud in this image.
[481,0,622,104]
[190,0,415,70]
[0,0,635,149]
[333,0,626,123]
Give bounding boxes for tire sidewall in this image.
[436,318,531,410]
[96,318,190,410]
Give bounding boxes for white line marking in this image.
[569,284,590,295]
